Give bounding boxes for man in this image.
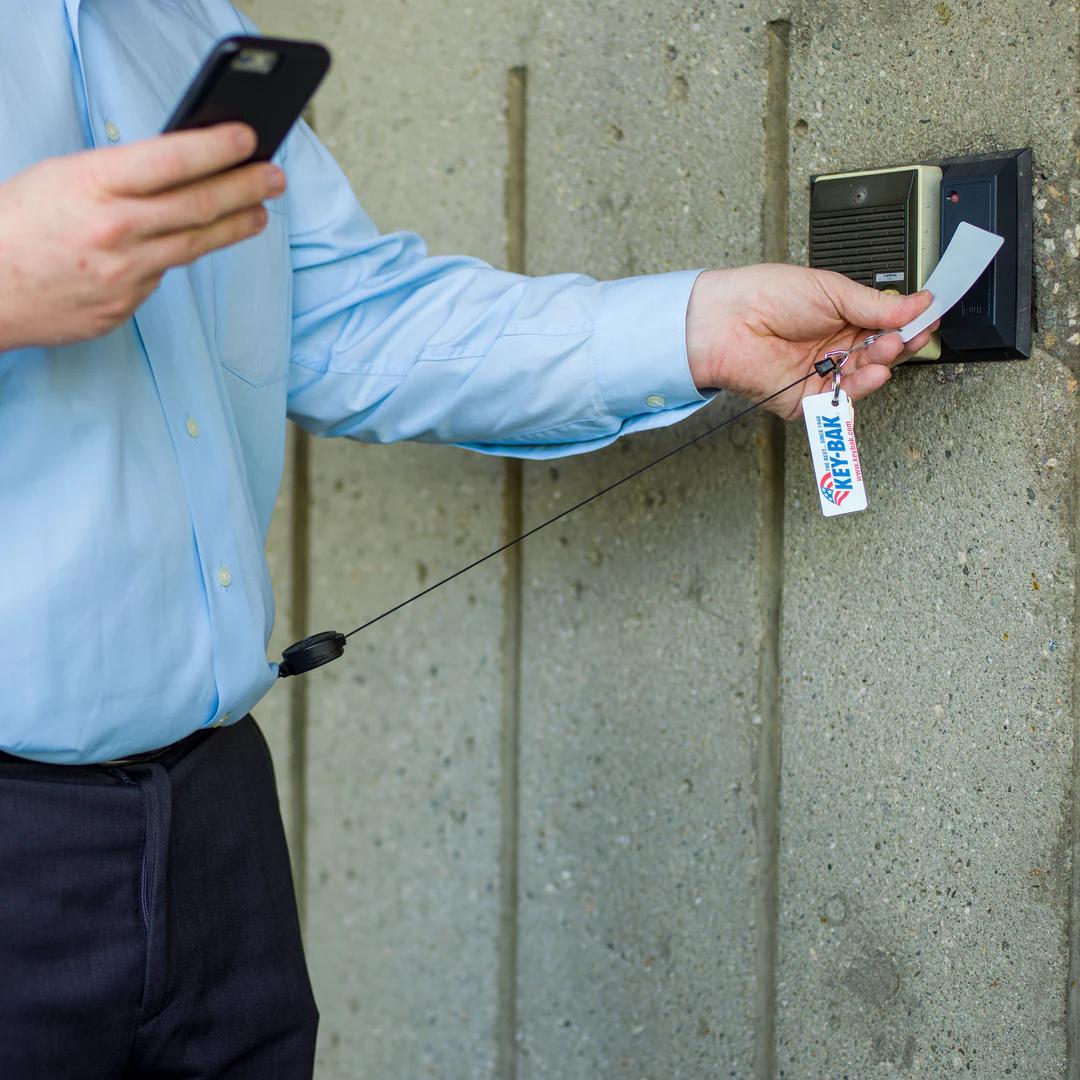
[0,1,936,1077]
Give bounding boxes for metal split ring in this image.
[821,349,849,407]
[848,328,902,356]
[817,327,904,408]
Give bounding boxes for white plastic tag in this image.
[802,389,867,517]
[898,222,1003,342]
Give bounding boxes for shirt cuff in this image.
[593,269,707,418]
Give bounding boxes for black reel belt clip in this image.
[277,630,347,678]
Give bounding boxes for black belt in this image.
[0,723,223,770]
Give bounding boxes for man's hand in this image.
[685,265,939,418]
[0,123,285,351]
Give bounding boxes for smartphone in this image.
[162,35,331,162]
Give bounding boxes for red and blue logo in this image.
[819,472,850,506]
[819,415,854,504]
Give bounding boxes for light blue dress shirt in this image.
[1,0,708,763]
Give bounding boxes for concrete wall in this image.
[241,0,1080,1076]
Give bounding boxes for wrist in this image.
[685,268,736,392]
[0,305,24,353]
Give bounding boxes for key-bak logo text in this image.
[818,415,852,506]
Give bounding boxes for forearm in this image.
[287,258,710,456]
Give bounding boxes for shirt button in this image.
[646,394,666,409]
[217,565,233,588]
[104,121,121,142]
[212,713,230,729]
[185,417,200,439]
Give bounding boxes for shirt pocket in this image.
[212,207,292,388]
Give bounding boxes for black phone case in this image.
[162,36,331,162]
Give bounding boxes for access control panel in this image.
[809,149,1033,362]
[810,164,942,359]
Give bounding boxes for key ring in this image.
[818,328,903,407]
[847,328,902,357]
[821,349,849,407]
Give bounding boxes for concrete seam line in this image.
[289,102,319,933]
[754,19,791,1080]
[496,63,527,1080]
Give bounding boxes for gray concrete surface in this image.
[778,1,1080,1074]
[240,1,519,1076]
[241,0,1080,1077]
[778,352,1077,1076]
[516,4,777,1077]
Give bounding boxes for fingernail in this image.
[266,166,286,194]
[234,125,256,152]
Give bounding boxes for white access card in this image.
[899,221,1004,342]
[802,389,867,517]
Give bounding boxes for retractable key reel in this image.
[276,223,1004,679]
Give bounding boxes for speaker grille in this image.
[809,203,907,286]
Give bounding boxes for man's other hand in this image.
[686,265,939,418]
[0,124,285,351]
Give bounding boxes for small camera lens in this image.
[852,186,868,205]
[231,49,279,75]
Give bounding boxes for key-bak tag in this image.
[802,389,867,517]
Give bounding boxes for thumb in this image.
[828,277,932,331]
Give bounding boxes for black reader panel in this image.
[939,148,1032,360]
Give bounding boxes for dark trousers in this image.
[0,716,318,1079]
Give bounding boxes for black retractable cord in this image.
[276,355,842,678]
